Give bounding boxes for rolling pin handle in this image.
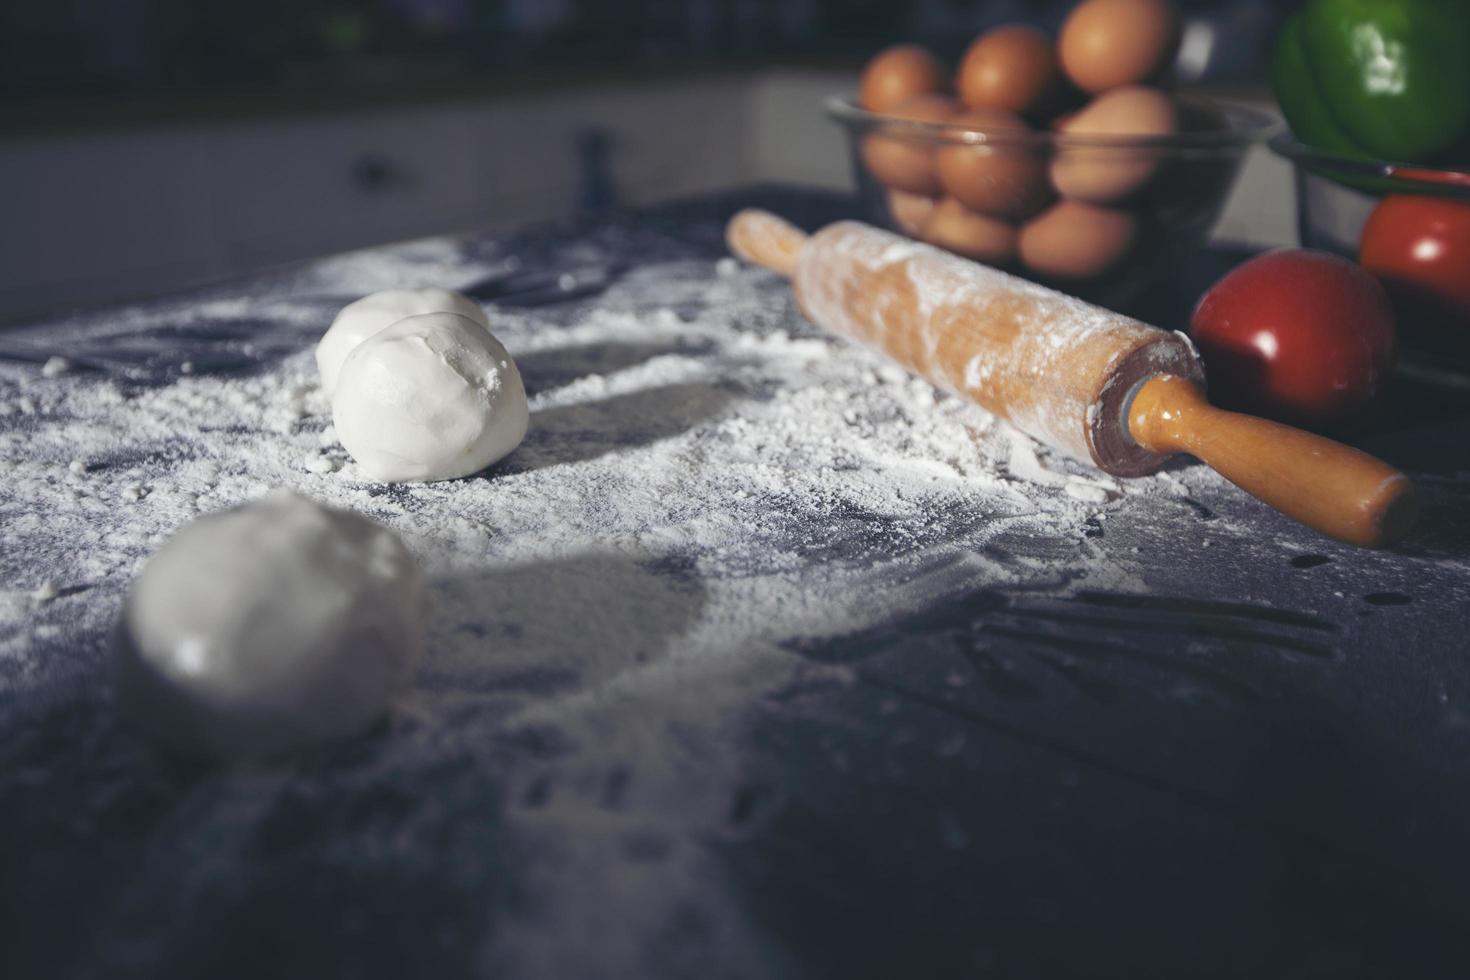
[726,210,809,278]
[1128,375,1418,548]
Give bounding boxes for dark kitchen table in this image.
[2,187,1468,979]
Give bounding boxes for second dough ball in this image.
[114,490,424,760]
[332,311,528,483]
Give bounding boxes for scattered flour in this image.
[0,233,1222,976]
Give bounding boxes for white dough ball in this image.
[114,490,425,760]
[316,288,489,395]
[331,311,528,483]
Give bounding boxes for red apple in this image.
[1359,194,1470,355]
[1188,249,1397,430]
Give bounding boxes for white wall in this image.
[0,69,1293,322]
[0,75,759,321]
[745,68,857,189]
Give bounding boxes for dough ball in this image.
[114,490,424,760]
[316,288,489,395]
[331,311,528,483]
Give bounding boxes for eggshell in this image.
[887,189,937,235]
[1019,200,1138,280]
[957,25,1060,116]
[1059,0,1181,94]
[1050,86,1177,203]
[920,198,1017,265]
[860,44,947,113]
[935,108,1050,219]
[861,94,957,195]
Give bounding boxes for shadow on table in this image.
[0,548,713,980]
[1359,388,1470,561]
[420,549,709,716]
[503,380,736,474]
[1394,480,1470,560]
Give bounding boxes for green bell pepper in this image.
[1273,0,1470,163]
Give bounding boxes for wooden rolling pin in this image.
[727,210,1417,547]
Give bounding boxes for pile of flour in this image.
[0,232,1227,975]
[0,240,1185,668]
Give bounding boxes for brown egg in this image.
[1050,86,1177,203]
[920,198,1016,265]
[861,94,957,195]
[860,44,947,113]
[1019,200,1138,281]
[936,108,1050,220]
[887,189,937,235]
[956,25,1060,116]
[1059,0,1181,94]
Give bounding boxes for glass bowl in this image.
[826,95,1280,311]
[1269,134,1470,387]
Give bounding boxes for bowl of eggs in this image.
[830,0,1278,308]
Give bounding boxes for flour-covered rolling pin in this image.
[727,210,1417,547]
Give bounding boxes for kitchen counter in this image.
[2,186,1468,978]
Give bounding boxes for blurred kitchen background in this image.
[0,0,1291,322]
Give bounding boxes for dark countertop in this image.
[2,187,1468,979]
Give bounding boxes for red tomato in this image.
[1359,194,1470,355]
[1188,249,1397,430]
